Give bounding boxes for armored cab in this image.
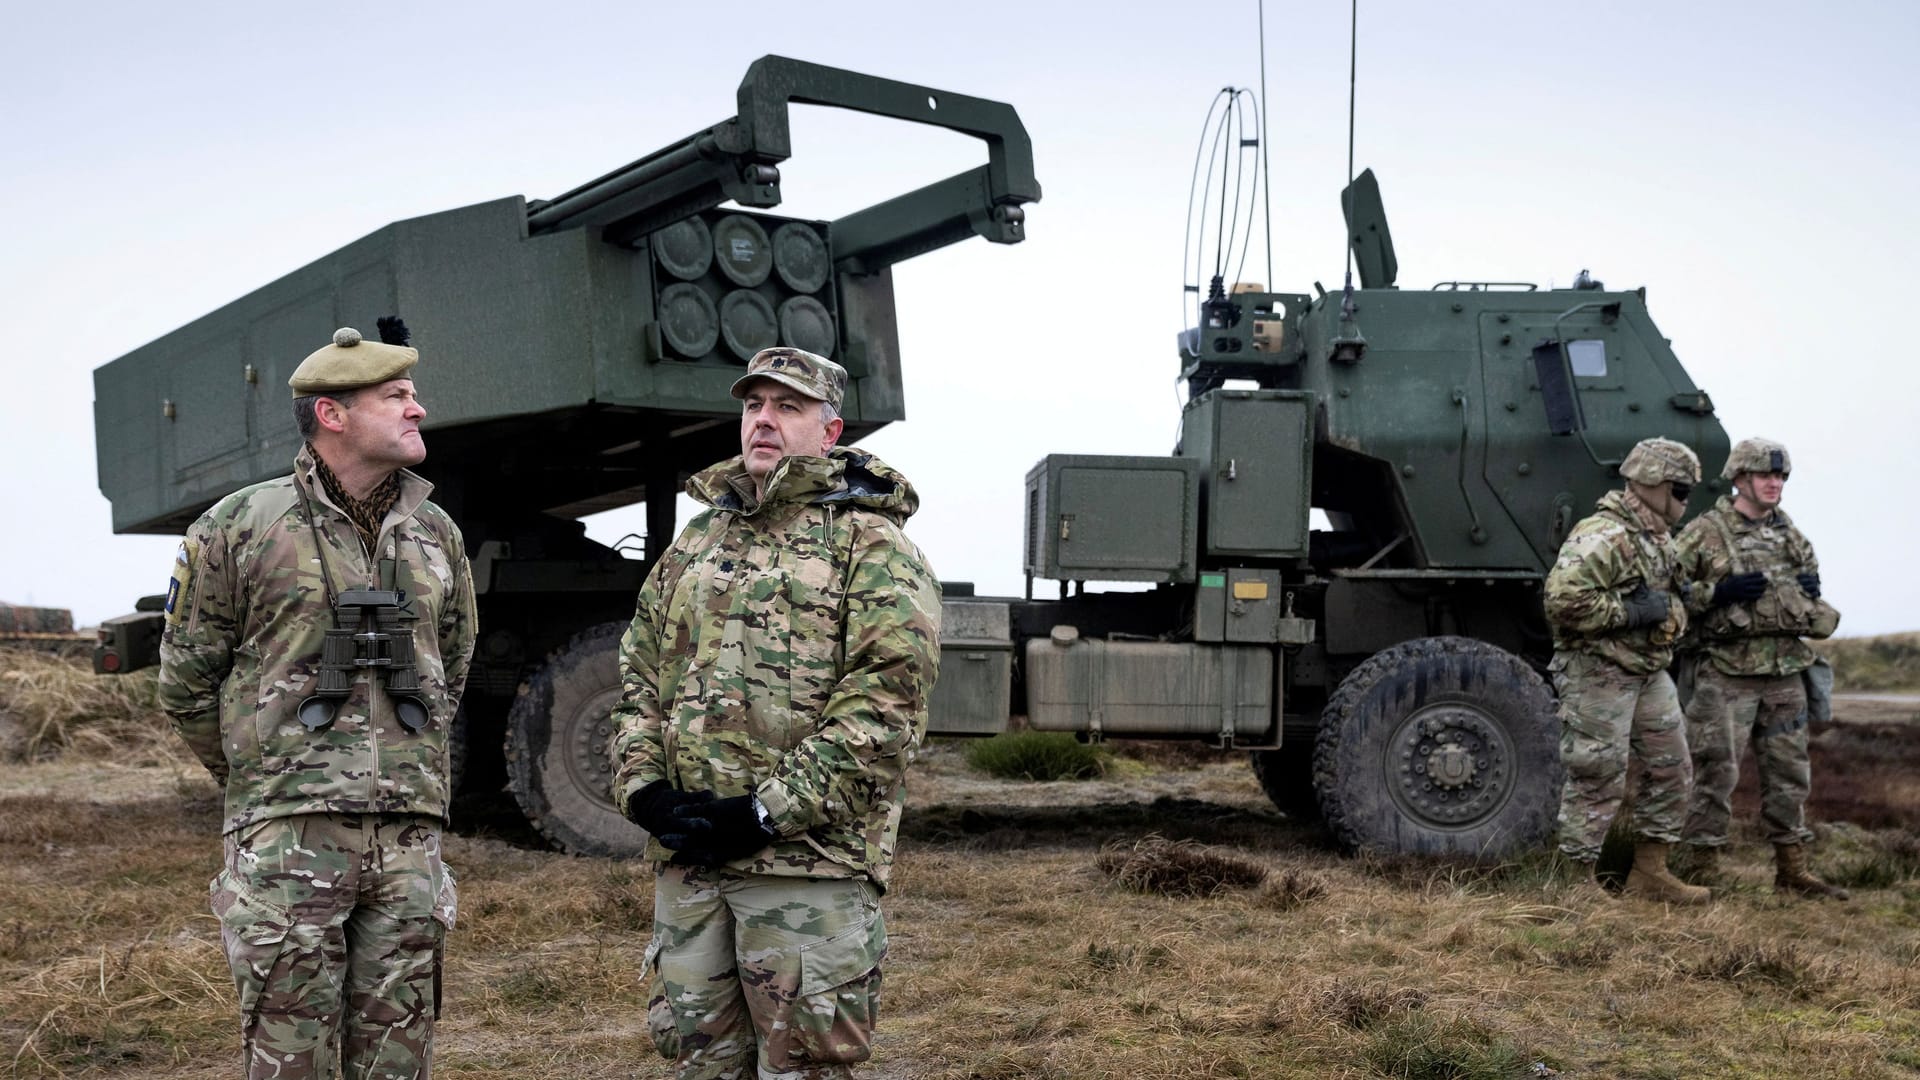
[92,57,1039,855]
[928,168,1728,857]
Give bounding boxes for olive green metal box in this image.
[928,599,1013,736]
[1025,637,1275,741]
[1180,390,1313,558]
[1023,455,1202,583]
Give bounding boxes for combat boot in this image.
[1774,843,1850,901]
[1671,843,1722,886]
[1550,851,1612,903]
[1622,841,1711,905]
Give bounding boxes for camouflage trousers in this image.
[1552,651,1693,860]
[210,813,456,1080]
[645,864,887,1080]
[1682,663,1815,847]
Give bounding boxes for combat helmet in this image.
[1721,437,1791,480]
[1618,437,1701,486]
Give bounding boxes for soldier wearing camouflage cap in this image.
[1673,437,1847,899]
[1544,436,1711,904]
[610,346,940,1078]
[159,319,476,1078]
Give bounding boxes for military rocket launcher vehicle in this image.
[931,165,1730,856]
[95,54,1729,861]
[91,56,1040,854]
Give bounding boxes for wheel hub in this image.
[563,687,623,813]
[1390,704,1512,828]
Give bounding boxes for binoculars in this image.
[296,588,430,733]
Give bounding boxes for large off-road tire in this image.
[1313,636,1560,857]
[505,620,649,856]
[1250,741,1321,820]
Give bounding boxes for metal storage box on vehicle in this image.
[1024,634,1274,740]
[928,599,1013,735]
[1178,389,1312,558]
[1023,455,1201,583]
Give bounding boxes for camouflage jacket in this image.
[159,446,477,834]
[1544,489,1689,676]
[1673,496,1838,677]
[609,447,941,890]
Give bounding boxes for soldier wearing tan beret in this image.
[160,319,476,1079]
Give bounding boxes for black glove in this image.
[622,779,714,835]
[1711,571,1768,607]
[1621,584,1671,629]
[658,794,776,865]
[1796,572,1821,599]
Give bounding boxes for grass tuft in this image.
[1359,1009,1531,1080]
[1826,829,1920,889]
[963,730,1109,781]
[1094,834,1268,898]
[1687,940,1841,998]
[1319,980,1430,1030]
[1254,866,1329,911]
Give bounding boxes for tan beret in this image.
[288,327,419,396]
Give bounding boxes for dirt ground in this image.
[2,696,1917,1078]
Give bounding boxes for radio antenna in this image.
[1341,0,1359,321]
[1259,0,1274,289]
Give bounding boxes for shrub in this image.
[963,730,1108,781]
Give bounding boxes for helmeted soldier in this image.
[159,320,477,1078]
[1544,436,1710,904]
[610,346,941,1078]
[1674,437,1846,899]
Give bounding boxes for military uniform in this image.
[1547,487,1692,858]
[161,325,476,1078]
[1674,438,1845,898]
[611,348,940,1080]
[1544,437,1710,902]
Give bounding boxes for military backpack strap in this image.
[1707,508,1745,577]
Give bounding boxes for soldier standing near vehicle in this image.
[1545,436,1711,904]
[1674,437,1847,899]
[159,320,476,1079]
[610,347,941,1079]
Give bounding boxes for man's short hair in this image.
[820,400,839,425]
[292,391,358,441]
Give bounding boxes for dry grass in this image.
[1096,834,1272,897]
[0,647,173,764]
[3,652,1920,1077]
[1819,631,1920,692]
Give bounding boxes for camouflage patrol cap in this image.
[1619,436,1702,486]
[730,347,847,411]
[287,327,418,397]
[1721,436,1792,480]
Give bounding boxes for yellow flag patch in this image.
[165,539,199,626]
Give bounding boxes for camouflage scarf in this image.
[308,444,402,556]
[1620,486,1671,537]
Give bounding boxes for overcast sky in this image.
[4,0,1916,636]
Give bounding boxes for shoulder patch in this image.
[164,539,199,626]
